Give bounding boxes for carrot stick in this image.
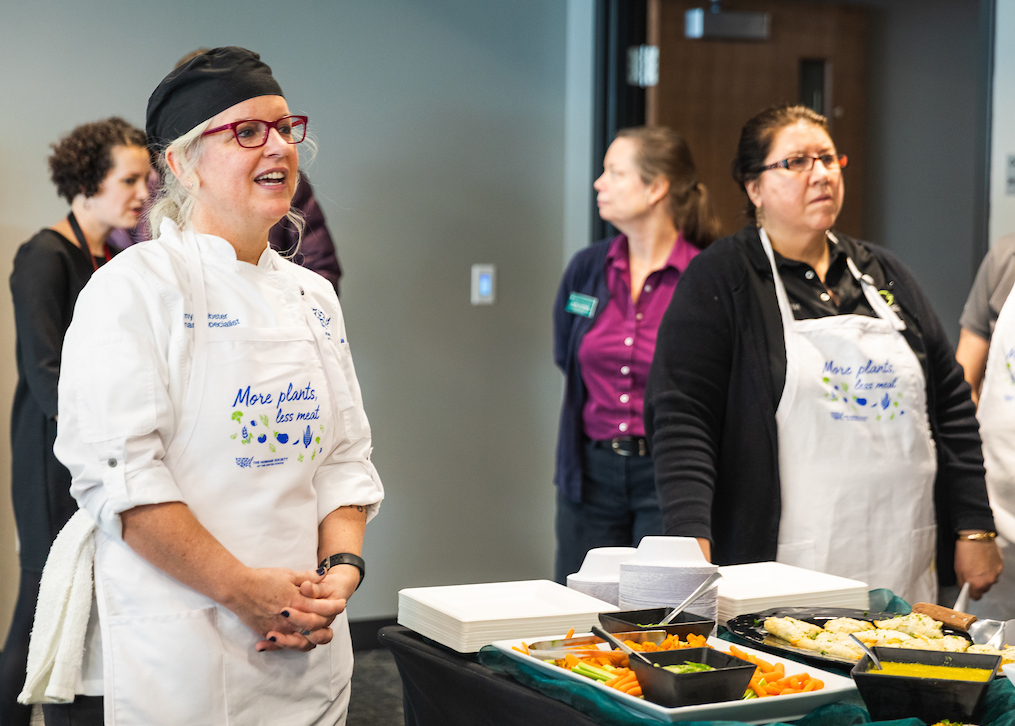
[605,672,632,688]
[565,627,575,639]
[611,674,638,690]
[521,642,529,655]
[626,686,642,697]
[751,682,767,698]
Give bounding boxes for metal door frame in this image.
[592,0,647,241]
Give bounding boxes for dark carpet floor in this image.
[348,648,405,725]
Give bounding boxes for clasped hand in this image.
[229,566,358,653]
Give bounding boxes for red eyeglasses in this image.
[202,115,308,148]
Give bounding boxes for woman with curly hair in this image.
[0,117,149,724]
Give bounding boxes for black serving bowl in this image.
[598,608,714,639]
[628,647,756,708]
[851,646,1001,724]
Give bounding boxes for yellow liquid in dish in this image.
[873,662,992,681]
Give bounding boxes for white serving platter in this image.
[492,634,856,724]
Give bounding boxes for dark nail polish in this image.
[257,647,265,652]
[316,567,326,576]
[281,610,290,618]
[269,636,277,642]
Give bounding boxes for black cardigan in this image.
[644,225,994,586]
[552,238,612,502]
[10,229,97,572]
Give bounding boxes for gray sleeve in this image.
[960,234,1015,340]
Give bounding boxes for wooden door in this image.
[647,0,868,238]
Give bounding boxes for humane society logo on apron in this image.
[821,357,906,421]
[230,382,326,468]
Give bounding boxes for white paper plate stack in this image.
[397,579,619,653]
[716,562,869,624]
[566,546,637,606]
[618,537,719,622]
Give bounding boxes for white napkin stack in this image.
[716,562,869,624]
[397,579,618,653]
[566,546,637,606]
[619,537,719,622]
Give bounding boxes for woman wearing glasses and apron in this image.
[53,48,383,725]
[645,105,1001,605]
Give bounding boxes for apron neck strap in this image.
[162,228,210,468]
[66,212,107,273]
[835,232,906,331]
[758,227,796,329]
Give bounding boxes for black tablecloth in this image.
[379,625,601,726]
[379,625,1015,726]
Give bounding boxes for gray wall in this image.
[856,0,984,344]
[991,0,1015,243]
[0,0,571,634]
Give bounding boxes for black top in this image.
[644,225,994,587]
[774,238,875,319]
[10,229,101,571]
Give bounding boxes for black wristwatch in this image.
[320,552,365,591]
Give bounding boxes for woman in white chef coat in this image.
[955,233,1015,616]
[54,46,383,725]
[645,104,1001,605]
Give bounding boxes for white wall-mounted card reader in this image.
[471,264,496,305]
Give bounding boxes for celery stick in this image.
[571,663,614,682]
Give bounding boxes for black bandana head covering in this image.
[146,46,283,151]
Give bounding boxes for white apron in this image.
[975,284,1015,543]
[95,229,358,725]
[970,281,1015,618]
[761,229,939,604]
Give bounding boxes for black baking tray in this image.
[724,607,973,672]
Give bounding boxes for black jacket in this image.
[10,230,96,572]
[644,225,994,586]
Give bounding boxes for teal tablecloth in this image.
[476,589,1015,726]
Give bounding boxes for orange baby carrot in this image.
[605,672,633,688]
[565,627,575,639]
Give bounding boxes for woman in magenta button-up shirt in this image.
[552,127,721,583]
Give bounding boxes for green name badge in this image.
[565,292,599,318]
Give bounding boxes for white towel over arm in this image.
[18,508,97,704]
